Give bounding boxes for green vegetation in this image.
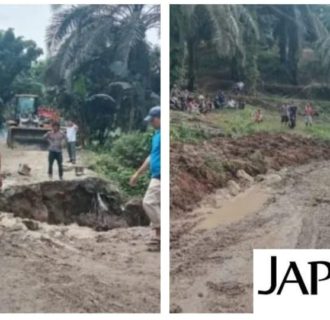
[218,106,330,140]
[171,105,330,143]
[0,5,160,144]
[88,131,153,198]
[170,5,330,148]
[171,120,211,143]
[45,5,160,144]
[0,29,42,103]
[170,5,330,96]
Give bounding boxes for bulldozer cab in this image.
[15,94,39,118]
[7,94,51,149]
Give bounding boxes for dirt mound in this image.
[0,178,149,230]
[171,132,330,216]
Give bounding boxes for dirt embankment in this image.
[171,132,330,217]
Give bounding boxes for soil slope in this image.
[171,132,330,216]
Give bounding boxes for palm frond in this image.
[46,4,159,88]
[114,11,145,67]
[46,5,116,53]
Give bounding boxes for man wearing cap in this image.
[130,106,161,251]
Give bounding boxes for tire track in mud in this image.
[0,217,160,313]
[171,161,330,313]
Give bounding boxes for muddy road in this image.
[0,143,159,313]
[0,143,93,187]
[171,161,330,313]
[0,214,159,312]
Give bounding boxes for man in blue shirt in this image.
[130,106,160,251]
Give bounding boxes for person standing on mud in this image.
[44,122,66,180]
[280,104,289,126]
[66,120,78,164]
[130,106,161,251]
[288,103,298,129]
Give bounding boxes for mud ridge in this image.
[171,132,330,217]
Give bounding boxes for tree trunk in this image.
[278,21,288,65]
[287,6,300,85]
[231,54,245,82]
[244,9,259,95]
[245,43,259,95]
[170,5,186,86]
[187,38,196,91]
[279,35,287,65]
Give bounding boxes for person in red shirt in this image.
[253,109,263,123]
[304,103,314,126]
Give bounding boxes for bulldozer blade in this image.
[7,127,51,150]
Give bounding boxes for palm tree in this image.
[170,5,187,87]
[170,5,259,91]
[46,4,160,86]
[45,4,160,142]
[269,5,326,84]
[209,5,259,91]
[170,4,328,90]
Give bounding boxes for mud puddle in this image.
[194,185,270,231]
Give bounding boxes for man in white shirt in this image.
[66,120,78,164]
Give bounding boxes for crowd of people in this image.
[170,85,215,113]
[170,83,246,113]
[171,84,317,130]
[251,102,316,128]
[279,102,316,128]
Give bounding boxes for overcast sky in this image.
[0,5,159,56]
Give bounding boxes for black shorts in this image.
[281,115,289,123]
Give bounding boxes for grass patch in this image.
[170,122,211,143]
[171,105,330,143]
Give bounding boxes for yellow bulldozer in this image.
[6,94,59,149]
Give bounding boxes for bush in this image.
[90,131,155,197]
[111,131,152,168]
[91,154,149,197]
[171,123,210,143]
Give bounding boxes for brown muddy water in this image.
[194,185,270,231]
